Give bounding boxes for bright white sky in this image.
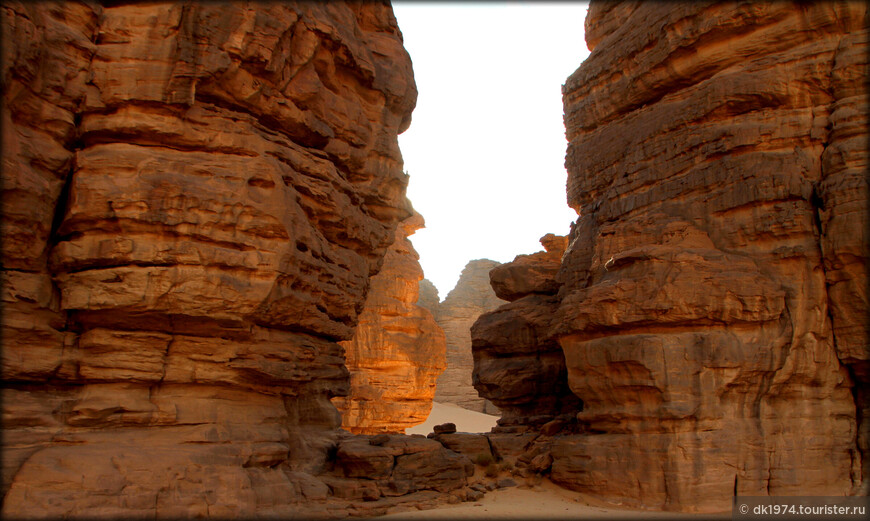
[393,1,591,298]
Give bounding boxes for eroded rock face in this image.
[488,234,567,302]
[553,0,868,512]
[334,213,447,434]
[330,434,472,497]
[0,1,433,517]
[472,235,582,429]
[434,259,505,414]
[416,278,441,318]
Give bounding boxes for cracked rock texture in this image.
[432,259,505,414]
[472,234,582,430]
[334,213,446,434]
[551,0,868,512]
[0,1,468,518]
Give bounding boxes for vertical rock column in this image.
[334,213,447,434]
[553,0,867,512]
[1,1,417,518]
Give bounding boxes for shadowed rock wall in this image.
[550,0,868,512]
[472,234,582,430]
[334,213,446,434]
[0,1,439,517]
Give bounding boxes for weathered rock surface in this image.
[472,235,582,429]
[488,234,567,302]
[428,432,493,462]
[551,0,869,512]
[334,213,446,434]
[434,259,506,414]
[331,434,472,496]
[416,278,441,318]
[0,1,474,518]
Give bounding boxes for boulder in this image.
[433,422,457,435]
[333,435,471,498]
[429,433,493,461]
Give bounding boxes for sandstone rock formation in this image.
[433,259,505,414]
[548,0,868,512]
[0,1,488,517]
[334,213,446,434]
[472,234,582,429]
[416,278,441,318]
[326,434,472,502]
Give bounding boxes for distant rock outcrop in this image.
[434,260,505,414]
[335,214,446,434]
[416,279,441,319]
[550,0,867,512]
[472,235,582,429]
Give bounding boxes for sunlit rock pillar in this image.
[334,212,447,434]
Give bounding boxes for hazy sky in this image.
[393,2,591,298]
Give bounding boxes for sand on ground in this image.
[376,480,731,520]
[394,402,730,520]
[406,402,499,435]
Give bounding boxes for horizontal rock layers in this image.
[472,234,582,430]
[551,0,868,512]
[430,260,505,415]
[0,1,485,518]
[334,213,446,434]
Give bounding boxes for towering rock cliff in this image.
[433,259,505,414]
[334,213,446,434]
[472,235,582,430]
[0,2,482,517]
[548,0,868,511]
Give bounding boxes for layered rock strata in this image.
[472,234,582,430]
[433,259,505,414]
[0,1,483,517]
[334,213,446,434]
[550,0,868,512]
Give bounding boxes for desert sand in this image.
[406,402,499,435]
[394,403,730,520]
[376,480,731,520]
